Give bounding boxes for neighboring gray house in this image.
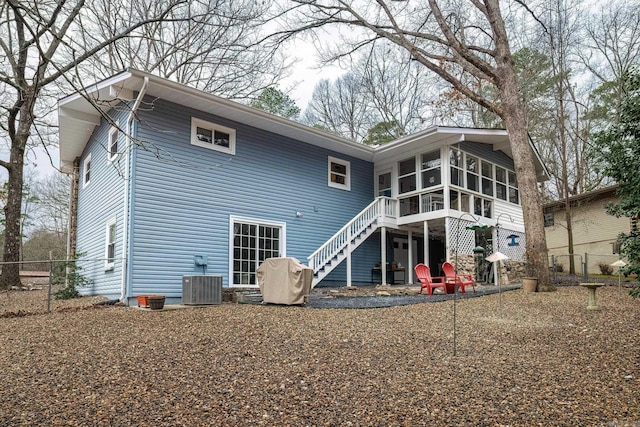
[58,69,547,305]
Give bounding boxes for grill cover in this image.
[256,257,313,305]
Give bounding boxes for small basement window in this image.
[328,156,351,191]
[191,117,236,155]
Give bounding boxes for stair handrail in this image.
[307,197,394,271]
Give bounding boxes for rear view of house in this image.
[58,69,547,305]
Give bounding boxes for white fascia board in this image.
[58,69,376,166]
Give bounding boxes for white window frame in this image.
[191,117,236,155]
[108,125,119,161]
[328,156,351,191]
[105,218,116,271]
[228,216,286,288]
[82,154,92,188]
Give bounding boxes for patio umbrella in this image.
[486,251,511,317]
[611,260,627,296]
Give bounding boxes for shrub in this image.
[598,262,614,276]
[553,262,564,273]
[53,254,93,300]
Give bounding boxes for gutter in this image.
[120,76,149,303]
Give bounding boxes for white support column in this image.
[381,227,387,285]
[445,217,451,261]
[423,221,429,264]
[407,230,414,284]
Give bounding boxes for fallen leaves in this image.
[0,286,638,426]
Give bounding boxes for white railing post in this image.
[347,225,352,287]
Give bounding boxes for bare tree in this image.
[581,0,640,124]
[76,0,286,100]
[272,0,553,288]
[303,74,373,141]
[32,173,71,236]
[0,0,190,289]
[304,42,439,142]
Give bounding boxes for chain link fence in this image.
[550,253,632,284]
[0,258,112,316]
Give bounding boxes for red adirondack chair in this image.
[414,263,447,296]
[442,261,476,293]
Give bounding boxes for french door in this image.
[231,218,285,286]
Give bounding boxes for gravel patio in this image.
[1,284,638,426]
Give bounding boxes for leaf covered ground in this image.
[1,286,638,426]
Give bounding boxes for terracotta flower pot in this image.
[137,294,165,309]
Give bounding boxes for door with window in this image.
[231,218,285,286]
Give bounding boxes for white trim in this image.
[105,218,116,271]
[228,215,287,288]
[82,153,91,188]
[108,124,119,161]
[328,156,351,191]
[191,117,236,155]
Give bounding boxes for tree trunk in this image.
[1,86,34,290]
[493,45,553,291]
[1,140,26,290]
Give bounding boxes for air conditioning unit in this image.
[182,275,222,305]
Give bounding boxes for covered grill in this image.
[256,257,313,305]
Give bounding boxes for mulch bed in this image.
[1,285,639,426]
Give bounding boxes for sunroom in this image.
[364,127,546,286]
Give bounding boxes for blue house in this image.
[58,69,547,304]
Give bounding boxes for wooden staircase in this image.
[307,197,398,287]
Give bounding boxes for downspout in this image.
[120,76,149,302]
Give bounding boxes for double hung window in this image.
[108,126,119,161]
[420,150,441,188]
[105,219,116,270]
[83,154,91,188]
[398,158,416,194]
[328,157,351,190]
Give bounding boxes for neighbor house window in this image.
[83,154,91,188]
[108,125,119,161]
[105,219,116,270]
[544,212,554,227]
[328,156,351,190]
[230,217,285,286]
[191,117,236,155]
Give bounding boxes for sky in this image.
[3,33,339,180]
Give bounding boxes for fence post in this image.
[47,251,53,314]
[551,255,556,283]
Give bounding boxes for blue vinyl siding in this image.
[460,141,515,170]
[75,107,130,299]
[128,98,375,296]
